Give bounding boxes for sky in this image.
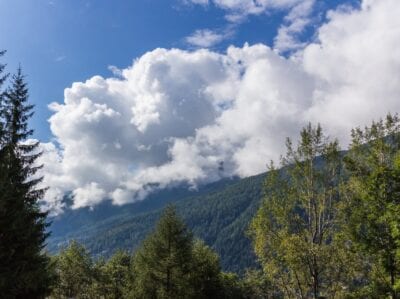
[0,0,352,140]
[2,0,400,214]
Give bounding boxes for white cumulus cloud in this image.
[39,0,400,213]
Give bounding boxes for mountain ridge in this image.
[47,172,266,273]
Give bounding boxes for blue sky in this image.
[0,0,356,141]
[9,0,400,213]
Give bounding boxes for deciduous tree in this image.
[250,123,347,298]
[343,114,400,298]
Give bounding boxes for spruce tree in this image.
[129,205,227,298]
[0,51,9,274]
[0,67,51,298]
[190,240,223,299]
[0,50,9,168]
[130,205,194,298]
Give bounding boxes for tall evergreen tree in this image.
[0,67,51,298]
[51,241,94,299]
[130,205,194,299]
[0,50,9,173]
[190,240,223,299]
[128,205,231,298]
[101,250,131,299]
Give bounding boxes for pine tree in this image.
[0,67,52,298]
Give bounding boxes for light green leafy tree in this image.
[250,123,349,298]
[342,114,400,298]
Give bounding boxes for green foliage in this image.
[240,269,273,299]
[50,207,235,298]
[48,175,264,274]
[342,114,400,297]
[51,241,93,298]
[250,123,348,298]
[0,58,390,299]
[218,272,245,299]
[0,61,52,298]
[50,242,131,299]
[130,205,197,298]
[190,240,222,298]
[46,115,400,298]
[102,250,131,298]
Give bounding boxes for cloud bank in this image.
[40,0,400,213]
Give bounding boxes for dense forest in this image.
[48,172,264,274]
[1,51,400,298]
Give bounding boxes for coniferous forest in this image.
[1,47,400,299]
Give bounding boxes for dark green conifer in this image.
[51,241,93,298]
[131,205,194,298]
[101,250,131,299]
[0,67,52,298]
[190,240,223,299]
[0,50,9,170]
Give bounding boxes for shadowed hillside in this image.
[47,173,266,273]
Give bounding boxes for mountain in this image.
[47,173,266,274]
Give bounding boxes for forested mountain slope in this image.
[47,173,266,273]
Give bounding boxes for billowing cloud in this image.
[40,0,400,213]
[303,0,400,141]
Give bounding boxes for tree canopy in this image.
[0,55,51,298]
